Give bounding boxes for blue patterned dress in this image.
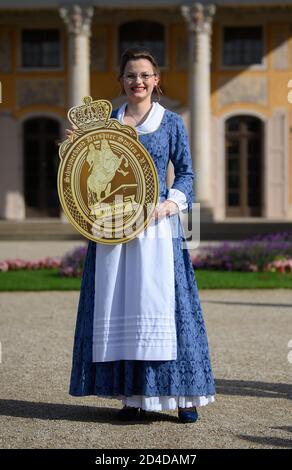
[69,107,216,411]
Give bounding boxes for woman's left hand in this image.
[152,200,179,221]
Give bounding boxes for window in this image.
[21,29,60,68]
[225,116,263,217]
[23,118,60,217]
[223,27,263,66]
[119,21,165,67]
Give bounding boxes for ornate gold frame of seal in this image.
[57,97,159,244]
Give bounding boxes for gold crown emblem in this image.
[68,96,112,130]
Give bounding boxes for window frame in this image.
[114,19,168,73]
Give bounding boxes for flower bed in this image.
[265,258,292,273]
[0,244,88,277]
[0,257,60,272]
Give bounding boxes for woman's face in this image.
[120,59,159,103]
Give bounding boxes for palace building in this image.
[0,0,292,229]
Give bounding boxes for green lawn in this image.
[0,268,291,291]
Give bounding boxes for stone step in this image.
[0,220,82,241]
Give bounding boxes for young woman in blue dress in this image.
[68,47,216,424]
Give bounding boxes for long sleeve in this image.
[168,114,194,213]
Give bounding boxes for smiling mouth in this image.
[131,87,146,91]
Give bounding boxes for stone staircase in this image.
[0,219,82,241]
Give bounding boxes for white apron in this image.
[92,102,186,363]
[92,212,176,362]
[90,103,216,411]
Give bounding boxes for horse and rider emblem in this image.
[57,97,159,244]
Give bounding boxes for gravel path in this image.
[0,289,291,449]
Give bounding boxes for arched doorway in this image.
[225,115,263,217]
[23,117,60,217]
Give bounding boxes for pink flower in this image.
[0,261,9,272]
[265,258,292,273]
[61,266,74,277]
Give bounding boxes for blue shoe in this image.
[178,407,199,423]
[117,406,146,421]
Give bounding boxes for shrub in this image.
[59,244,88,277]
[192,231,292,272]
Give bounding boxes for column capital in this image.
[181,3,216,34]
[60,5,94,36]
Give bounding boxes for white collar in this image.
[116,102,165,134]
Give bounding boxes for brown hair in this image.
[118,47,163,98]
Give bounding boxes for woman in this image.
[68,47,216,423]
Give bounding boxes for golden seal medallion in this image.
[57,97,159,244]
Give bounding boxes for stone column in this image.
[0,112,25,220]
[60,5,94,107]
[181,3,216,220]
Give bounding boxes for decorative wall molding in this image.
[218,76,267,107]
[266,108,289,218]
[0,31,11,72]
[91,28,107,71]
[272,26,289,70]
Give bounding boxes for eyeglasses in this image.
[123,73,157,82]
